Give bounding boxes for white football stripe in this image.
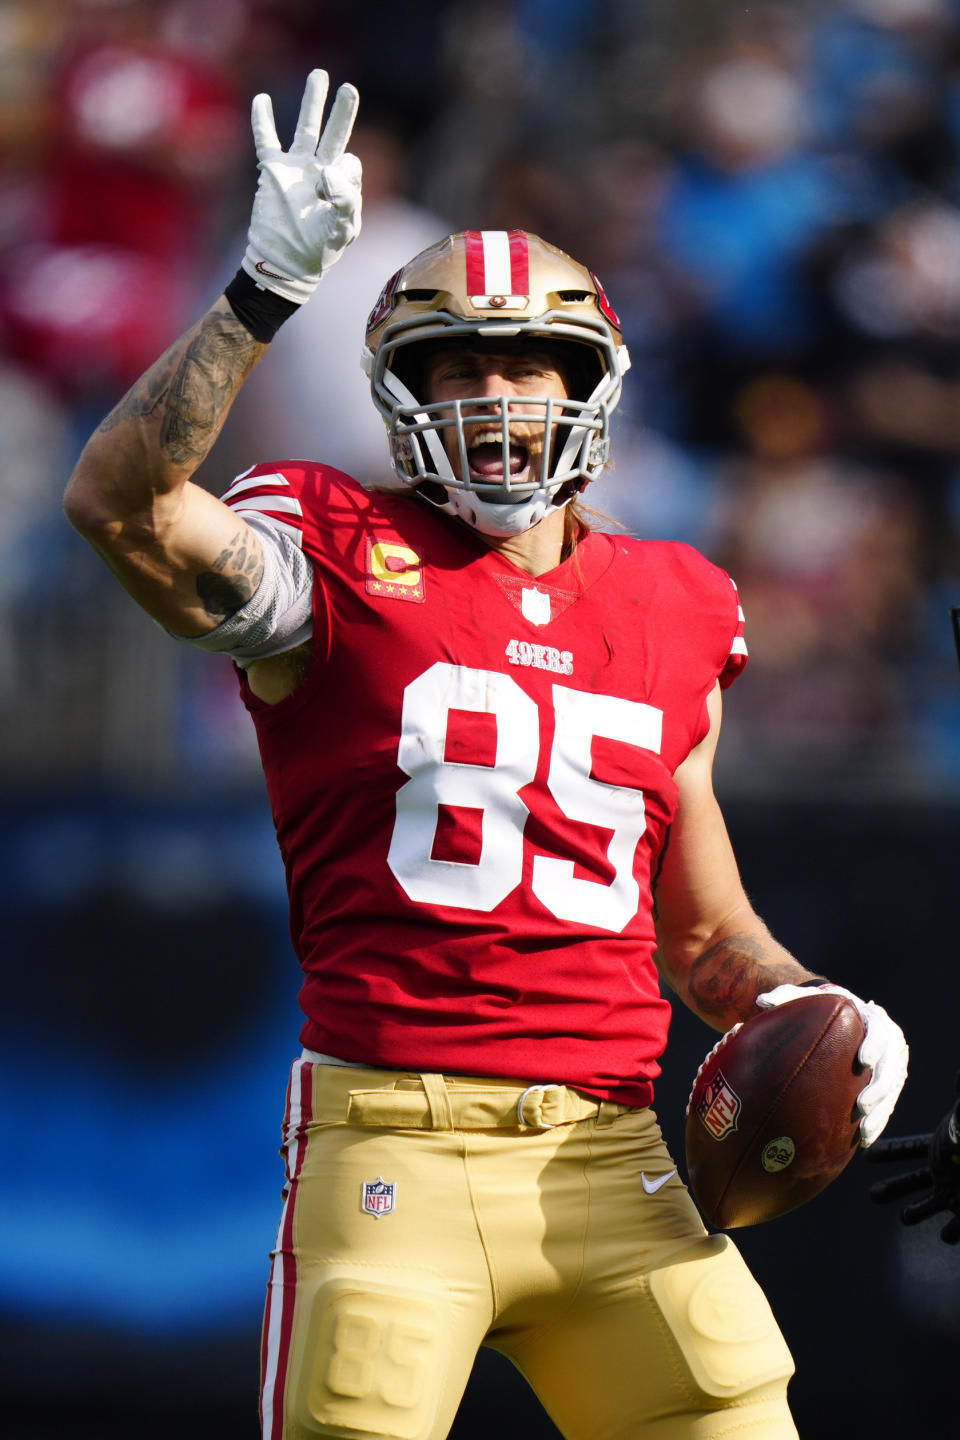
[737,606,745,622]
[730,636,748,655]
[481,231,512,294]
[221,471,290,502]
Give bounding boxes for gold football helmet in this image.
[361,230,630,536]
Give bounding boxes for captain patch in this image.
[365,539,425,603]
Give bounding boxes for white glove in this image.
[756,983,909,1148]
[241,68,362,304]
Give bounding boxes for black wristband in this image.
[224,267,301,343]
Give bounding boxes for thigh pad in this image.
[647,1235,795,1403]
[288,1273,453,1440]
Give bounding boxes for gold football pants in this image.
[260,1060,797,1440]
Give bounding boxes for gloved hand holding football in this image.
[756,982,909,1146]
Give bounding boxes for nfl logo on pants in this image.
[361,1176,396,1217]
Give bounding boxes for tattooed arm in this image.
[653,684,825,1033]
[63,297,269,637]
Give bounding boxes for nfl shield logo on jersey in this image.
[695,1072,742,1140]
[361,1176,397,1218]
[520,587,551,626]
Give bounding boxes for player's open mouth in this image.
[467,435,532,483]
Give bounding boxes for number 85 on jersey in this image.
[387,662,664,935]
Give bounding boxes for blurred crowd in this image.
[2,0,960,796]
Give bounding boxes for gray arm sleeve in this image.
[166,514,314,667]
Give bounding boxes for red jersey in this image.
[225,464,746,1105]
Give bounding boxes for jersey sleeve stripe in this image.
[221,471,291,502]
[720,572,748,687]
[226,494,303,517]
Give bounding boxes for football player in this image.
[64,72,910,1439]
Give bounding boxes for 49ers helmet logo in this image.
[366,268,402,333]
[590,271,621,329]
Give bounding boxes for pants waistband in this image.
[301,1058,636,1132]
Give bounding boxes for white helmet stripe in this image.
[479,231,512,294]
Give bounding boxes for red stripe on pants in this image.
[262,1061,314,1440]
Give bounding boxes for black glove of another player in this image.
[867,1074,960,1243]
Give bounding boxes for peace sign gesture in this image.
[242,69,363,304]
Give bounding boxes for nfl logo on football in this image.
[696,1072,742,1140]
[361,1176,396,1217]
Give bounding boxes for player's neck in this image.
[477,505,569,578]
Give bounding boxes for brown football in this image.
[684,992,868,1229]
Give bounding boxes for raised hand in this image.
[241,68,362,304]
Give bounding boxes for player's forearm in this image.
[64,297,266,537]
[658,911,825,1033]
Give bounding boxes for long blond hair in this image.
[562,493,620,559]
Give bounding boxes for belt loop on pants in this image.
[420,1072,455,1129]
[596,1100,624,1128]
